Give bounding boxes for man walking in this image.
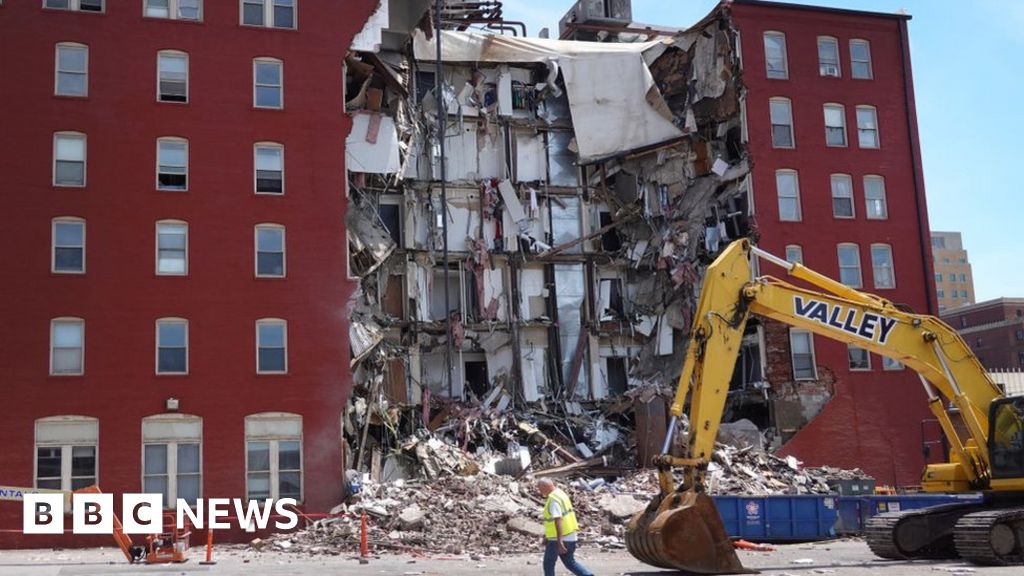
[536,478,595,576]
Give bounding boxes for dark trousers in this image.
[543,540,594,576]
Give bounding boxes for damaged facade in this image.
[345,6,754,479]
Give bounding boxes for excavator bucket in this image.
[626,490,749,574]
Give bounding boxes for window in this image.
[948,273,956,282]
[776,170,801,221]
[789,329,816,380]
[864,176,888,219]
[870,244,895,289]
[35,417,98,491]
[848,346,870,371]
[960,272,967,282]
[959,257,966,264]
[145,0,201,20]
[245,413,302,502]
[769,98,794,148]
[785,244,803,265]
[937,288,945,298]
[44,0,103,12]
[142,415,201,507]
[242,0,295,29]
[156,221,188,275]
[817,37,840,76]
[837,243,862,288]
[255,143,284,193]
[934,273,942,283]
[54,132,86,186]
[156,318,187,374]
[253,58,283,108]
[763,32,788,79]
[830,174,854,218]
[962,316,969,327]
[157,51,188,103]
[157,137,188,190]
[52,218,85,273]
[55,43,88,96]
[962,290,970,299]
[256,319,286,373]
[856,106,880,148]
[824,104,846,147]
[255,225,285,277]
[850,40,872,79]
[51,318,84,375]
[1016,329,1024,342]
[882,356,904,371]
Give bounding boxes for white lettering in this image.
[274,498,298,530]
[176,498,204,530]
[207,498,231,529]
[233,499,274,532]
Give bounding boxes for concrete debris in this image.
[398,505,426,531]
[506,517,545,538]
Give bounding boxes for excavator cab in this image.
[989,396,1024,478]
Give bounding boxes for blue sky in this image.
[498,0,1019,302]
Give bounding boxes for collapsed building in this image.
[343,4,759,477]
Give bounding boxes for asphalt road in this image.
[0,539,1017,575]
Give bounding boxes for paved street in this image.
[0,539,1018,575]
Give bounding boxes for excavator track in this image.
[865,503,984,560]
[954,506,1024,565]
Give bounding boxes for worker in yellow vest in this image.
[536,478,595,576]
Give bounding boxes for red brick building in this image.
[731,0,938,485]
[942,299,1024,370]
[0,0,376,547]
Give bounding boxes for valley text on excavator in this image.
[624,239,1024,573]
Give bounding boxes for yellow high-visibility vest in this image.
[543,488,579,539]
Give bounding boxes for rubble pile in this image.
[706,445,871,495]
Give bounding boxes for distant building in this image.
[931,231,975,311]
[941,298,1024,370]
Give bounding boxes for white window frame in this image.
[144,0,203,21]
[785,244,803,265]
[856,105,880,149]
[50,317,85,376]
[52,217,86,274]
[35,416,99,491]
[837,243,863,288]
[256,318,287,374]
[817,36,841,77]
[776,169,801,222]
[43,0,104,12]
[156,137,189,191]
[871,243,896,289]
[156,220,188,275]
[157,50,189,103]
[55,42,88,97]
[244,413,302,503]
[240,0,297,29]
[254,142,284,194]
[850,39,872,79]
[253,58,284,109]
[763,31,788,80]
[769,97,794,149]
[789,329,817,380]
[864,175,888,219]
[830,174,854,219]
[847,345,871,371]
[155,318,188,375]
[53,131,86,187]
[141,414,202,508]
[255,224,286,277]
[823,104,847,147]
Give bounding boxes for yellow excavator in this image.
[625,239,1024,573]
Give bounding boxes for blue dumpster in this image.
[714,495,838,541]
[833,494,985,535]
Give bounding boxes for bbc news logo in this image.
[23,494,298,534]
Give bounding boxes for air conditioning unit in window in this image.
[821,65,840,77]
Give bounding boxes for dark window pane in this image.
[247,442,270,471]
[177,474,200,504]
[256,171,283,193]
[247,472,271,500]
[257,253,284,275]
[55,247,83,271]
[258,348,285,372]
[71,446,96,477]
[38,478,62,490]
[144,444,168,474]
[144,476,169,507]
[37,447,62,480]
[46,0,70,8]
[178,444,200,474]
[159,82,187,102]
[243,2,264,25]
[56,161,84,185]
[771,126,792,147]
[158,172,187,190]
[279,471,301,500]
[158,348,187,373]
[79,0,103,11]
[278,441,300,470]
[71,476,96,490]
[273,5,293,28]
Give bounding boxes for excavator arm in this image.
[626,239,1007,573]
